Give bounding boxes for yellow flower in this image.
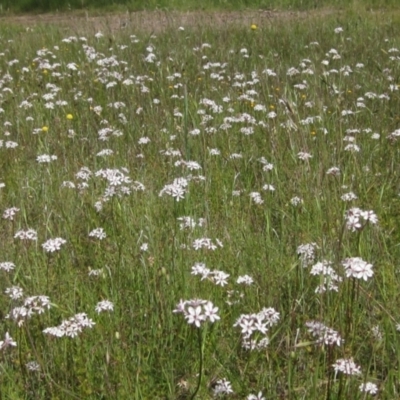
[66,114,73,120]
[251,24,257,30]
[42,126,49,132]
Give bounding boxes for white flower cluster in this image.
[310,260,342,292]
[237,275,254,285]
[332,358,361,376]
[0,140,18,148]
[26,361,41,372]
[173,299,220,328]
[262,184,275,192]
[76,166,92,182]
[0,261,15,272]
[250,192,263,205]
[192,238,223,251]
[6,295,51,327]
[0,332,17,351]
[2,207,20,220]
[345,207,378,231]
[42,237,67,253]
[258,159,272,170]
[342,257,374,281]
[159,177,189,201]
[43,313,95,338]
[359,382,378,395]
[95,300,114,314]
[37,154,57,163]
[96,149,113,157]
[305,320,342,346]
[247,392,265,400]
[89,228,107,240]
[326,166,341,176]
[95,168,132,187]
[174,160,202,171]
[297,242,319,267]
[14,229,38,241]
[177,216,206,230]
[297,151,313,161]
[213,378,234,396]
[5,286,24,300]
[341,192,358,202]
[387,128,400,141]
[94,168,144,202]
[290,196,303,206]
[234,307,280,350]
[191,262,230,286]
[97,126,123,141]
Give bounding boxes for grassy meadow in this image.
[0,0,399,14]
[1,6,400,399]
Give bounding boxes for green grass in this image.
[0,0,398,14]
[0,6,400,399]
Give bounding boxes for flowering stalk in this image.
[335,220,346,266]
[345,277,356,341]
[184,84,190,160]
[190,327,205,400]
[173,299,220,397]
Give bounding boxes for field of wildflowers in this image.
[1,7,400,399]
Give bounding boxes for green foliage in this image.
[0,0,399,13]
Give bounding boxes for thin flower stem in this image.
[337,374,344,400]
[190,328,204,400]
[184,84,189,159]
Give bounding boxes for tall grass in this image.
[0,0,399,13]
[0,7,400,399]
